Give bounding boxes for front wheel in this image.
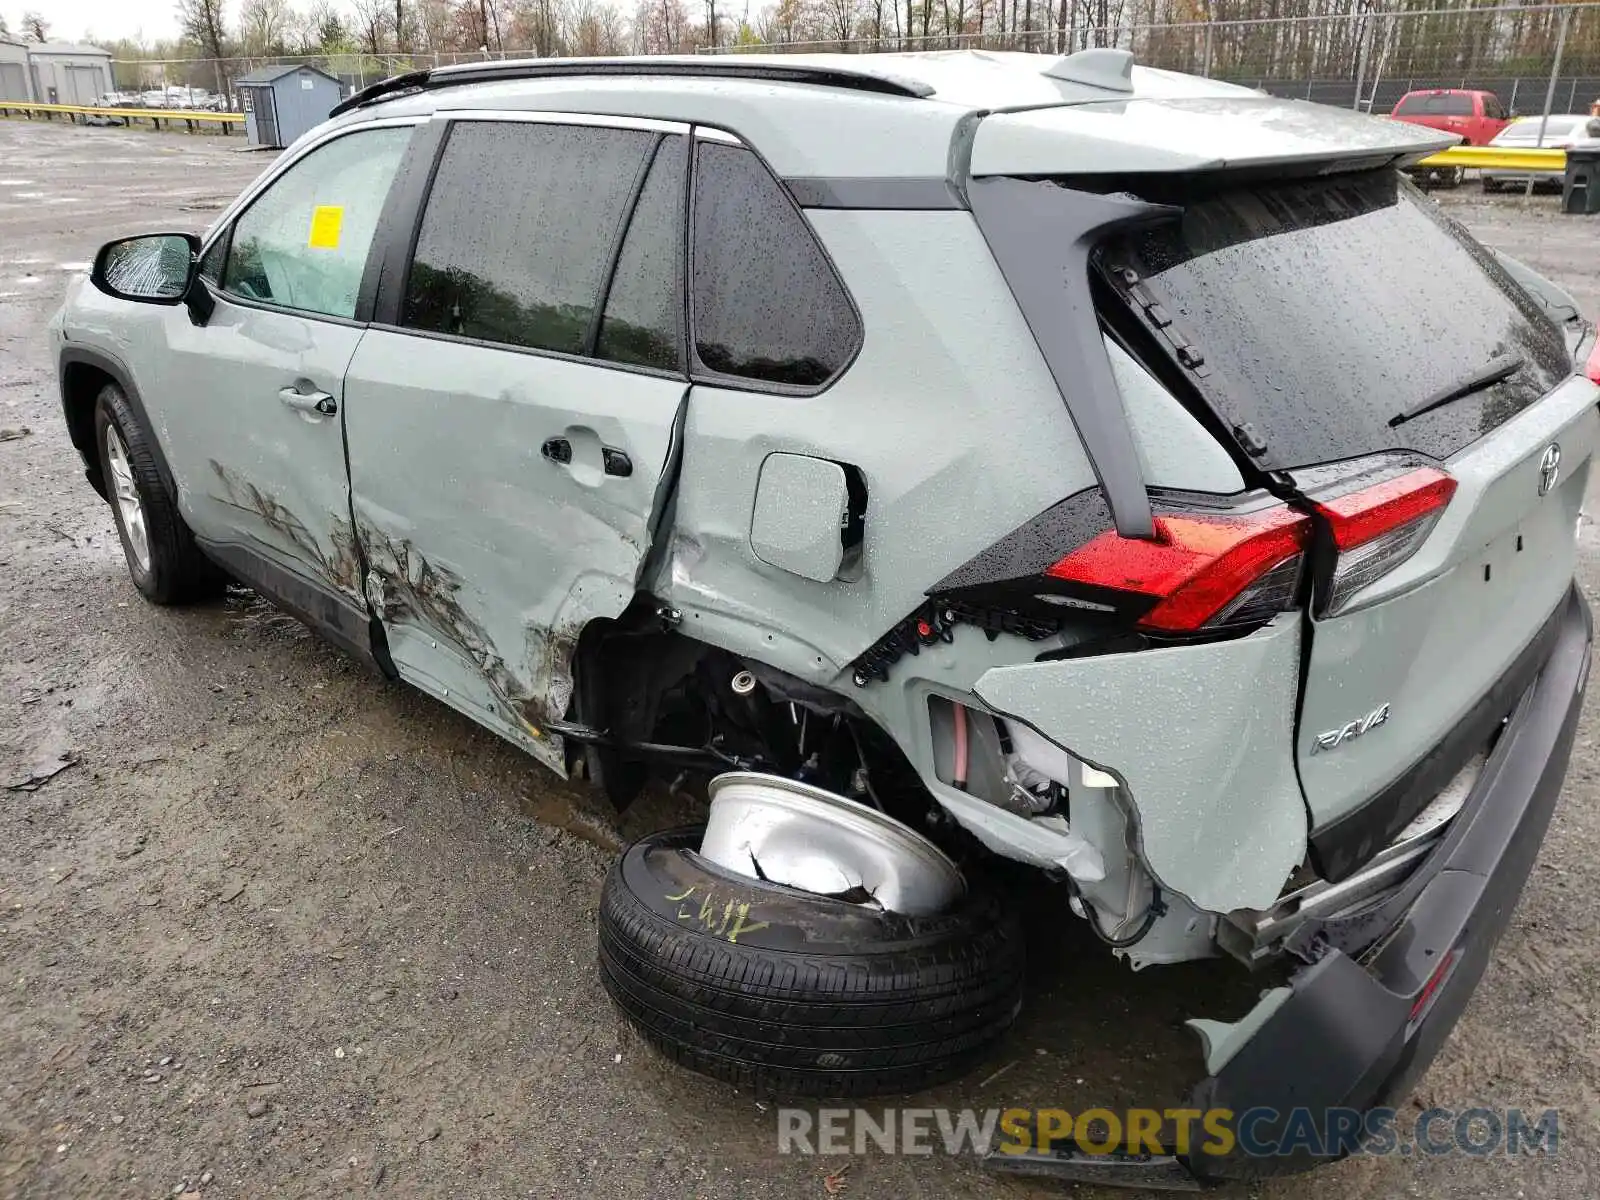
[94,383,223,605]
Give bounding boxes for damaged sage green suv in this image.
[51,49,1599,1185]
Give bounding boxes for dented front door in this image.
[342,118,689,775]
[157,297,367,606]
[154,123,416,615]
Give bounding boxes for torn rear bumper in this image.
[1185,582,1590,1180]
[985,583,1589,1188]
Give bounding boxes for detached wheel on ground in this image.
[597,775,1026,1098]
[94,383,224,605]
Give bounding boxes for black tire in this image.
[598,827,1025,1098]
[94,383,224,605]
[1482,177,1501,193]
[1444,165,1467,189]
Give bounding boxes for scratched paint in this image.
[208,460,363,603]
[206,462,585,769]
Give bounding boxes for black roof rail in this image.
[329,57,933,117]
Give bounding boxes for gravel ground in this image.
[1,119,1598,1200]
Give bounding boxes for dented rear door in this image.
[344,117,689,774]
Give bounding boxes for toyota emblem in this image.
[1538,444,1562,497]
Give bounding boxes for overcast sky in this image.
[14,0,221,45]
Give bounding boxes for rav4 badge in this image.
[1312,703,1392,754]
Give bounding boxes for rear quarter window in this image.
[690,141,860,389]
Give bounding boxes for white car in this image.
[1482,114,1594,191]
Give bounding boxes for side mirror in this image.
[91,233,202,305]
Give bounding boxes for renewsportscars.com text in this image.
[777,1106,1560,1159]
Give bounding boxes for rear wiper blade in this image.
[1390,353,1524,427]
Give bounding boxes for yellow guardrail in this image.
[1416,144,1568,172]
[0,101,243,132]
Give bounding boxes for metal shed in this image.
[0,39,28,102]
[25,42,115,105]
[235,64,342,149]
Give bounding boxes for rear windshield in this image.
[1394,93,1474,116]
[1097,170,1571,468]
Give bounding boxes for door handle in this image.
[541,437,629,478]
[278,387,337,416]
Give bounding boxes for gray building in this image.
[235,64,342,149]
[0,38,31,101]
[25,42,115,105]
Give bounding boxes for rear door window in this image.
[401,121,655,356]
[597,136,687,372]
[1097,169,1571,469]
[690,140,860,389]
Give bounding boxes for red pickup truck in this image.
[1389,89,1511,186]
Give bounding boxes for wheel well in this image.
[570,608,939,833]
[61,361,113,500]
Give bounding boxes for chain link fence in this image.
[711,2,1600,118]
[109,3,1600,125]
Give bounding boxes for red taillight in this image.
[1316,467,1458,550]
[1045,506,1311,633]
[1585,335,1600,385]
[1311,466,1456,615]
[1407,947,1464,1033]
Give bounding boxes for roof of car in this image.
[337,50,1263,113]
[327,50,1454,181]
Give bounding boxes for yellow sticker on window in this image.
[307,205,344,250]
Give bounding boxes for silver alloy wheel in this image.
[700,772,965,916]
[104,423,151,573]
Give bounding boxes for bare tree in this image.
[567,0,627,54]
[865,0,886,47]
[239,0,293,54]
[508,0,561,55]
[636,0,689,51]
[177,0,228,100]
[301,0,349,51]
[416,0,457,55]
[822,0,854,44]
[20,10,49,40]
[352,0,390,52]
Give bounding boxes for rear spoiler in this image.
[968,95,1456,178]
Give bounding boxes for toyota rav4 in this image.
[49,49,1599,1185]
